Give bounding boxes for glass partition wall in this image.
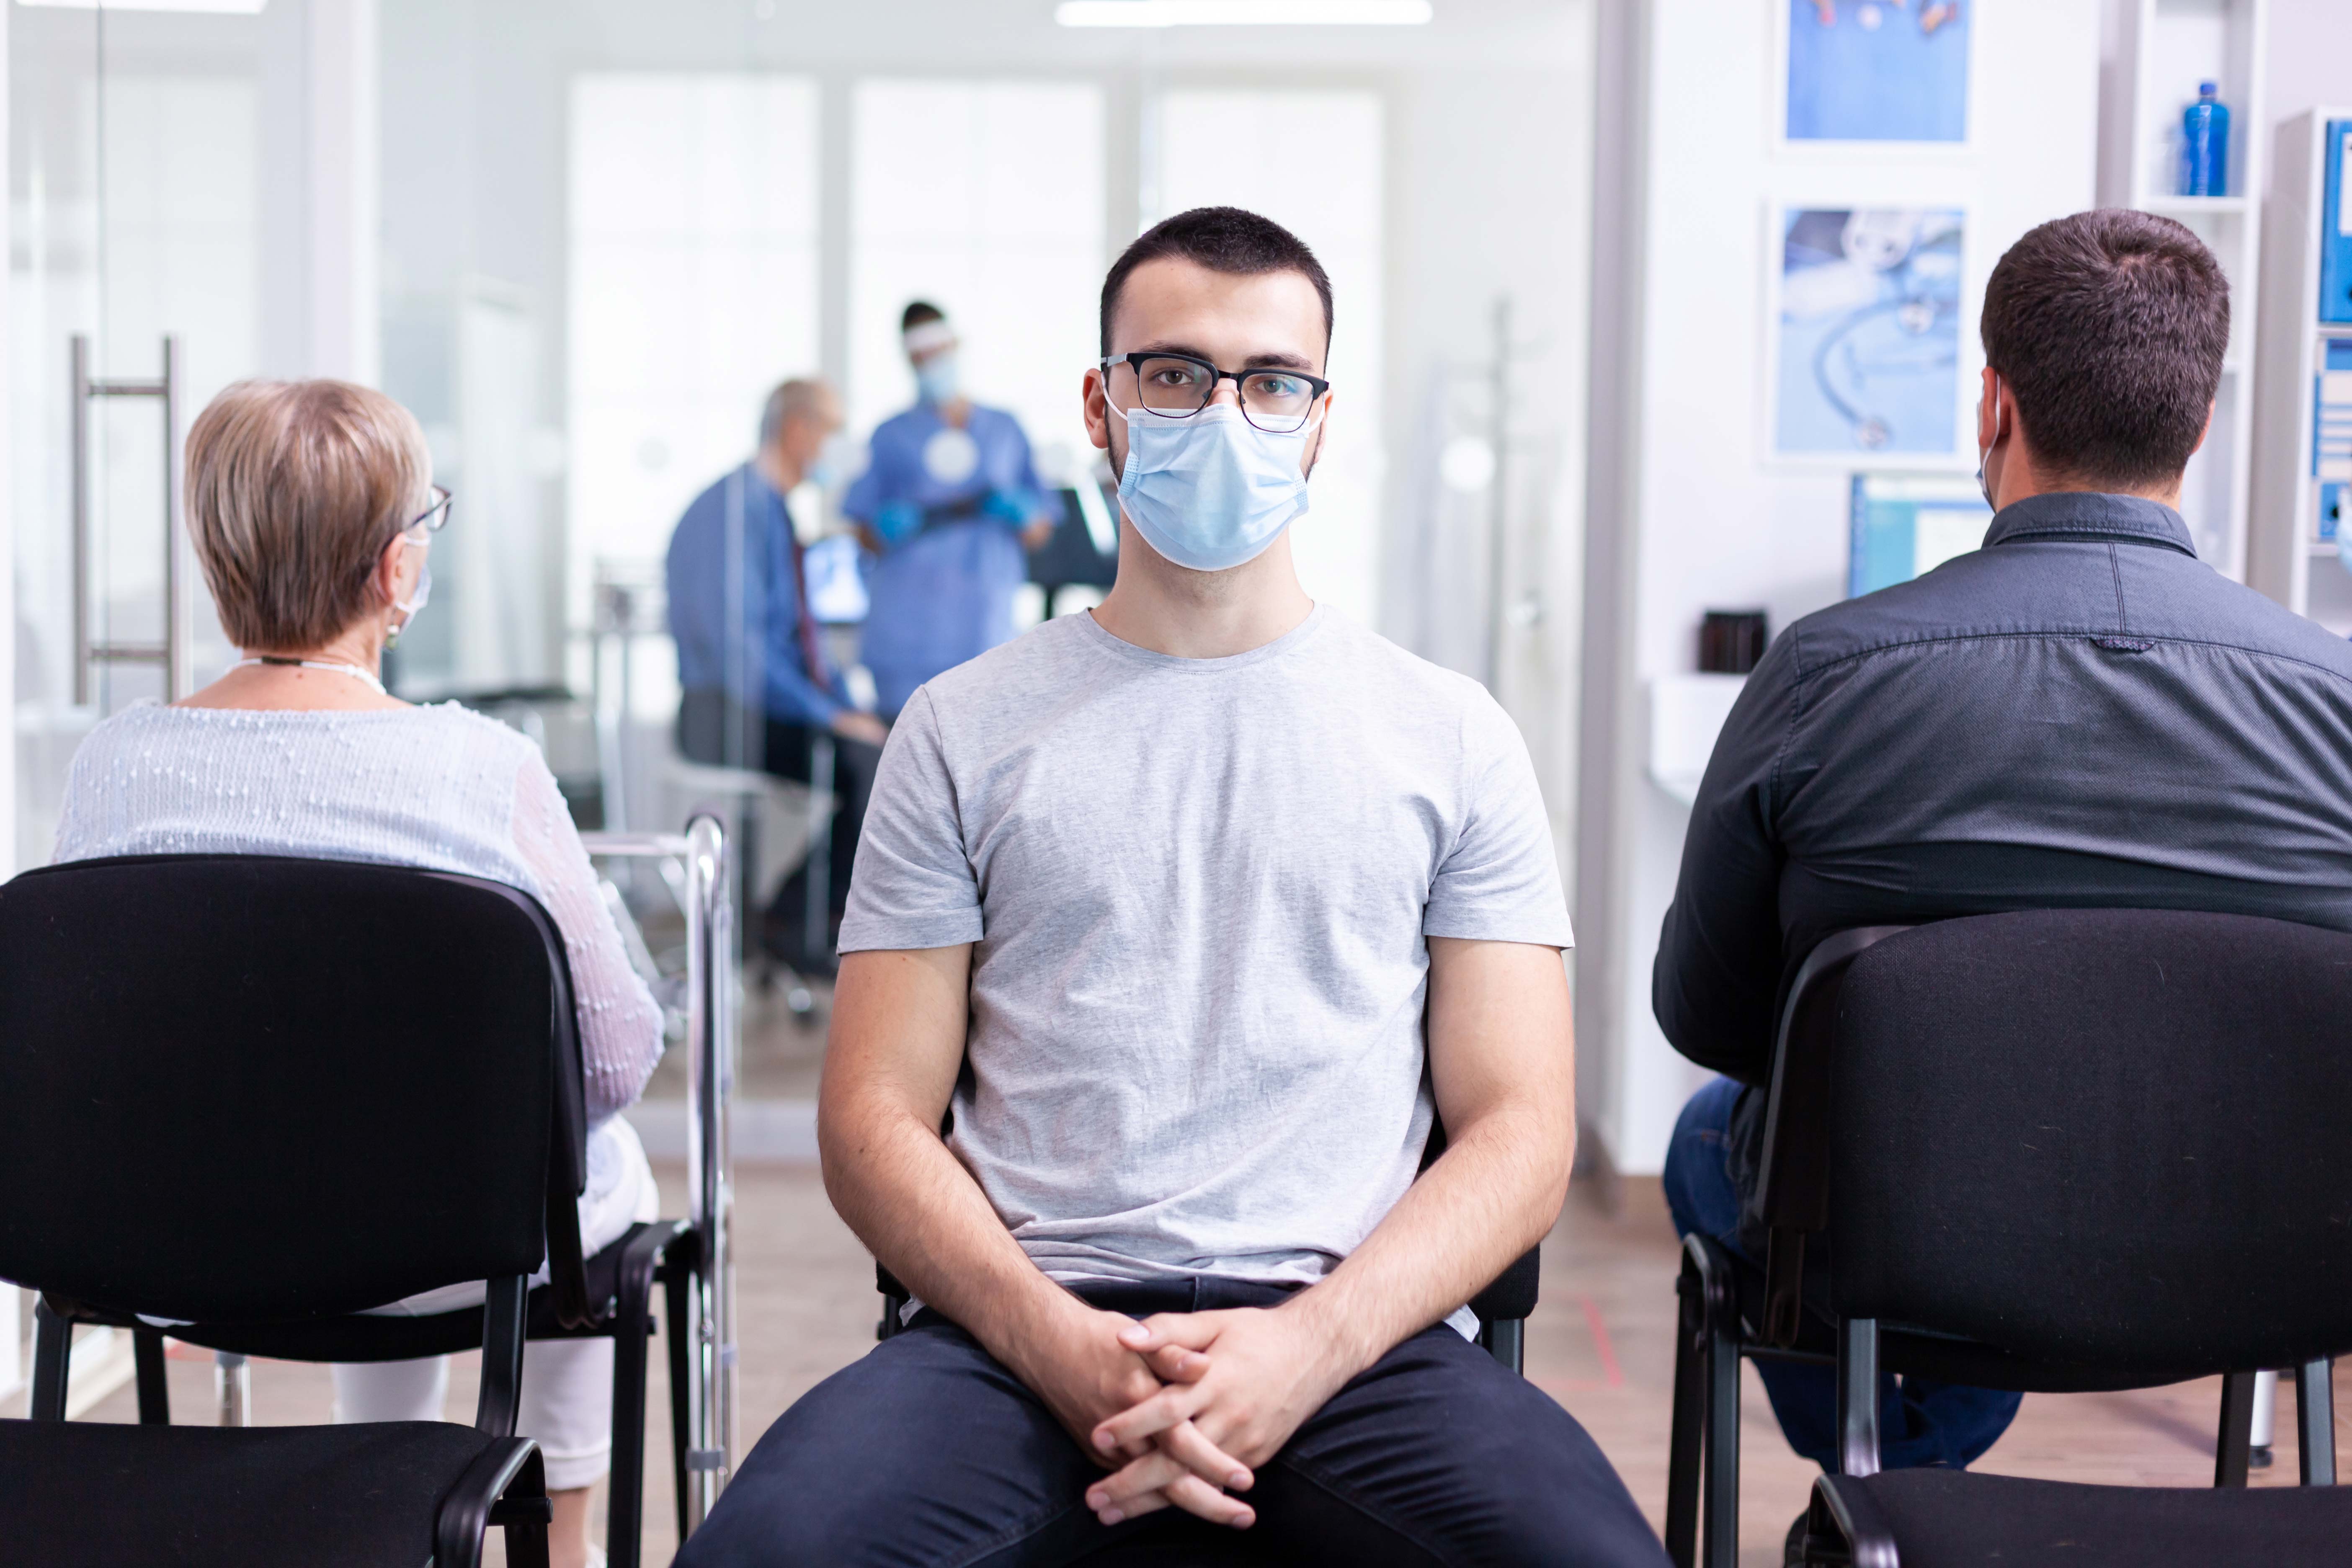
[10,2,281,868]
[369,8,1400,850]
[10,0,1586,874]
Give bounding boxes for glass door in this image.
[10,0,277,869]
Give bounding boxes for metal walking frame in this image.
[581,815,738,1532]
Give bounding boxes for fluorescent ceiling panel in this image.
[1057,1,1430,26]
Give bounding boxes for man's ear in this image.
[1303,391,1336,478]
[1083,365,1112,452]
[2190,397,2216,458]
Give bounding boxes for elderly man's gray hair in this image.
[758,378,830,448]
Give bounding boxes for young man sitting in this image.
[680,206,1666,1566]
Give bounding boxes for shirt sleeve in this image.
[760,524,846,728]
[836,688,985,952]
[509,753,666,1121]
[1650,632,1798,1085]
[1423,690,1576,948]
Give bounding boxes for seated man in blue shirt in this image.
[668,378,890,971]
[843,302,1060,718]
[1656,208,2352,1514]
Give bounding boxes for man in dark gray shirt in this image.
[1656,209,2352,1484]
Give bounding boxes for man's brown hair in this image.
[186,379,432,651]
[1100,206,1333,361]
[1979,209,2228,490]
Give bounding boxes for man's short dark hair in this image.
[901,300,944,333]
[1979,209,2228,489]
[1099,206,1334,361]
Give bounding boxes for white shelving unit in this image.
[2100,0,2269,578]
[2248,108,2352,633]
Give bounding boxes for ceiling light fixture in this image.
[16,0,268,13]
[1056,0,1432,27]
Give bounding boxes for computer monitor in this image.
[1848,473,1993,597]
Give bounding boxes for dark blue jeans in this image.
[1661,1076,2022,1470]
[678,1276,1669,1567]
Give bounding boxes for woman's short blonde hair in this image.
[185,379,433,651]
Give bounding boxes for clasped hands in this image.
[1020,1298,1363,1534]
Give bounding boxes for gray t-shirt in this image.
[841,604,1573,1303]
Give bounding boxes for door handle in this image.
[71,333,189,703]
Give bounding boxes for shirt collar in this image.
[1983,490,2197,558]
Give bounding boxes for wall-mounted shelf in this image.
[2249,108,2352,636]
[2144,194,2252,216]
[2100,0,2269,581]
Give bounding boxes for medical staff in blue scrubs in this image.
[843,302,1059,716]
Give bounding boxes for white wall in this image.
[2254,0,2352,130]
[1579,0,2103,1176]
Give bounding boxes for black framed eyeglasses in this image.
[405,485,453,537]
[1100,352,1330,434]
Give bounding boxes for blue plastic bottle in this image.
[2180,81,2231,198]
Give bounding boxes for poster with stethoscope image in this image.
[1764,204,1970,466]
[1775,0,1974,152]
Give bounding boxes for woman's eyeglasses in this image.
[406,485,453,536]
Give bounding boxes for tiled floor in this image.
[49,1151,2345,1566]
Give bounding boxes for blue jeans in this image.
[1661,1076,2022,1470]
[679,1276,1669,1567]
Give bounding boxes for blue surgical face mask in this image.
[806,433,856,490]
[1111,400,1320,573]
[915,353,960,405]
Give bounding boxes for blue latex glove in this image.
[980,489,1032,527]
[873,500,923,547]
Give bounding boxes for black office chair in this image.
[0,854,701,1568]
[1655,910,2352,1567]
[871,1115,1544,1374]
[1790,910,2352,1564]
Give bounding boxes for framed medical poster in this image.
[1778,0,1973,147]
[1766,204,1969,464]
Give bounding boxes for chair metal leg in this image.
[2215,1370,2257,1487]
[29,1298,72,1422]
[1664,1260,1706,1568]
[476,1275,530,1438]
[1836,1318,1881,1478]
[605,1223,677,1568]
[439,1438,549,1568]
[1703,1290,1742,1568]
[214,1351,251,1427]
[134,1327,170,1424]
[1483,1317,1525,1375]
[2297,1359,2336,1486]
[663,1240,699,1547]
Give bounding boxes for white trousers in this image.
[332,1116,659,1491]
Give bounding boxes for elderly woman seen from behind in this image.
[52,379,659,1568]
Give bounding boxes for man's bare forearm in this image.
[1277,938,1576,1377]
[819,1088,1079,1361]
[818,946,1082,1370]
[1279,1095,1570,1372]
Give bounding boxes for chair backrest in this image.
[0,854,586,1325]
[1827,908,2352,1380]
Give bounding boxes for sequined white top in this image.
[52,701,664,1124]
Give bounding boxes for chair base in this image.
[52,1219,701,1568]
